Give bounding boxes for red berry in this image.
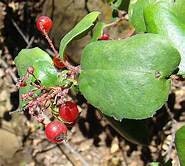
[45,121,67,143]
[19,81,27,87]
[99,34,110,40]
[53,56,66,69]
[36,16,53,33]
[27,66,34,75]
[59,101,79,123]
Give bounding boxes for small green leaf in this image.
[91,22,105,42]
[59,11,100,57]
[173,0,185,22]
[15,47,61,108]
[111,0,130,11]
[128,0,149,32]
[175,125,185,166]
[79,34,180,120]
[107,0,114,3]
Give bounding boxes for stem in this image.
[41,24,59,56]
[104,17,124,28]
[40,24,80,74]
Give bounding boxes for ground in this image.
[0,1,185,166]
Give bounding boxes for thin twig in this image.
[9,109,23,115]
[0,58,18,83]
[63,141,89,166]
[46,48,55,57]
[33,144,57,157]
[6,68,18,83]
[119,142,129,166]
[57,143,75,166]
[26,36,35,48]
[163,103,177,161]
[59,141,89,166]
[12,19,35,48]
[104,17,124,28]
[11,19,29,44]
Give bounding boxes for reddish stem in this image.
[40,24,80,74]
[40,24,59,57]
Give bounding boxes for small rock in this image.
[0,105,6,117]
[110,143,119,154]
[107,156,122,166]
[0,129,20,159]
[0,68,5,77]
[0,90,9,101]
[129,161,138,166]
[162,143,169,151]
[110,138,119,154]
[79,140,93,152]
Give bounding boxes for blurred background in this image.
[0,0,185,165]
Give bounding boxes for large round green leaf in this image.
[175,125,185,166]
[79,34,180,120]
[128,0,185,75]
[144,1,185,76]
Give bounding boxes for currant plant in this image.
[14,0,185,164]
[15,12,100,143]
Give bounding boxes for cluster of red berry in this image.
[18,15,109,144]
[36,16,81,143]
[45,101,79,143]
[18,65,80,143]
[16,16,81,144]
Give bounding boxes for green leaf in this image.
[59,11,100,57]
[15,47,61,108]
[143,1,185,76]
[128,0,149,32]
[175,125,185,166]
[79,34,180,120]
[107,0,114,3]
[173,0,185,23]
[128,0,185,75]
[106,117,150,145]
[91,22,105,42]
[112,0,130,11]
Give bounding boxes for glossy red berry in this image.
[27,66,34,75]
[59,101,79,123]
[19,81,27,87]
[45,121,67,143]
[36,16,53,33]
[99,34,110,40]
[53,56,66,69]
